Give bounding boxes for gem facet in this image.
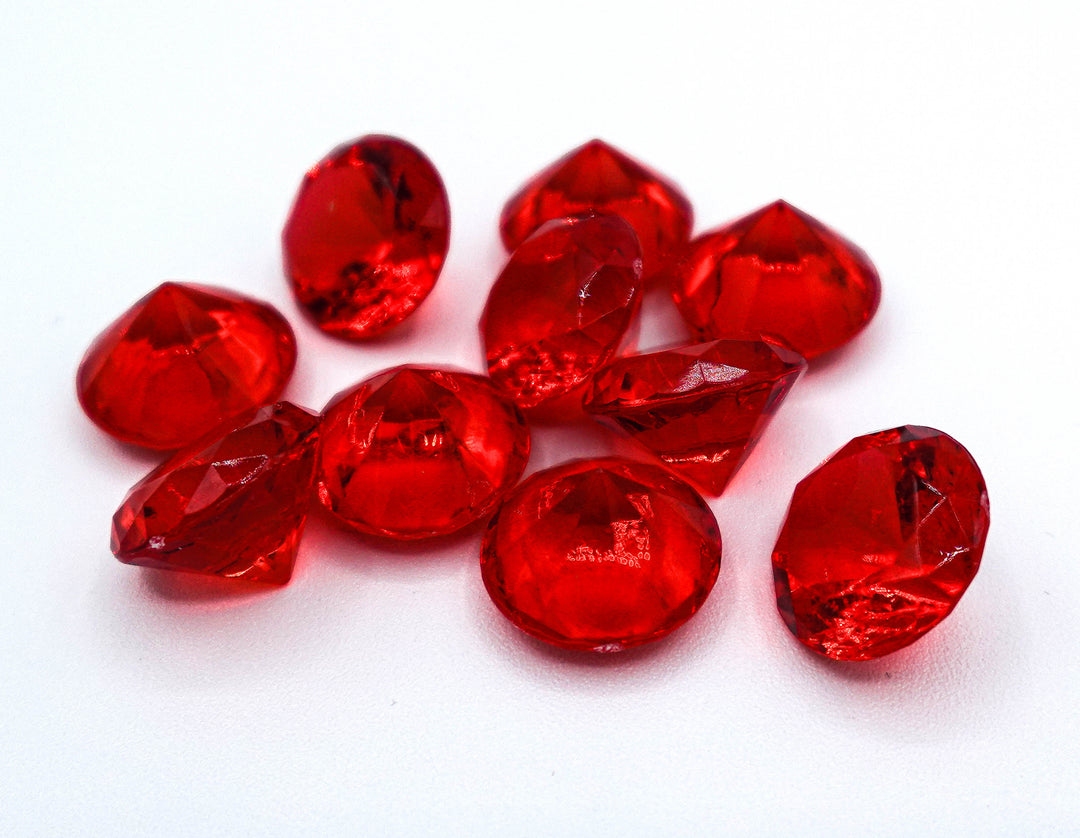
[583,339,807,494]
[282,135,450,339]
[481,214,644,413]
[500,139,693,277]
[669,200,881,360]
[772,426,989,661]
[481,458,722,651]
[318,366,530,540]
[77,282,298,450]
[111,402,321,585]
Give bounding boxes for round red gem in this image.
[481,214,644,413]
[318,366,530,540]
[500,139,692,278]
[77,282,298,450]
[282,135,450,339]
[669,200,881,360]
[481,458,722,651]
[772,426,990,661]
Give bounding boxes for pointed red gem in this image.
[772,426,990,661]
[318,366,530,540]
[584,339,807,494]
[77,282,297,450]
[111,402,321,585]
[500,139,692,277]
[481,458,722,651]
[481,214,643,413]
[669,200,881,360]
[282,135,450,339]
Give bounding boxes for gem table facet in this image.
[669,200,881,360]
[282,135,450,339]
[481,214,644,413]
[772,426,989,661]
[111,402,321,585]
[77,282,298,450]
[500,139,693,277]
[318,366,530,540]
[481,458,722,652]
[583,339,807,495]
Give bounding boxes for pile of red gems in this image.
[77,136,991,662]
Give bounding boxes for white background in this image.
[2,1,1078,835]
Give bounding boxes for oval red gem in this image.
[669,200,881,360]
[318,366,530,540]
[112,402,321,585]
[77,282,297,450]
[772,425,990,661]
[500,139,693,278]
[481,214,644,413]
[282,135,450,339]
[481,458,722,651]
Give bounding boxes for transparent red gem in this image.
[111,402,321,585]
[481,214,643,413]
[282,135,450,339]
[584,339,807,494]
[77,282,297,450]
[318,366,530,540]
[772,426,990,661]
[481,458,722,651]
[669,200,881,360]
[500,139,692,278]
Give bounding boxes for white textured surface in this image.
[2,2,1078,834]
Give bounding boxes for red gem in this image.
[500,139,692,277]
[111,403,321,585]
[77,282,297,450]
[481,458,722,651]
[318,366,530,540]
[481,214,643,413]
[669,200,881,360]
[282,135,450,339]
[772,426,989,661]
[584,339,807,494]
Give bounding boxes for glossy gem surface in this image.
[482,214,643,412]
[669,200,881,360]
[112,403,321,585]
[772,426,989,661]
[282,135,450,339]
[318,366,530,540]
[500,140,692,278]
[77,282,297,450]
[481,458,722,651]
[584,339,807,494]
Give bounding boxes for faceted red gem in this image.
[318,366,530,540]
[669,200,881,360]
[772,426,990,661]
[500,139,693,277]
[111,402,321,585]
[481,214,644,413]
[77,282,298,450]
[481,458,722,651]
[282,135,450,339]
[583,339,807,495]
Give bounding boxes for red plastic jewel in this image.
[481,214,644,413]
[318,366,530,539]
[772,425,989,661]
[77,282,297,450]
[282,135,450,339]
[481,458,722,651]
[500,139,693,277]
[584,339,807,494]
[669,200,881,360]
[112,402,321,585]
